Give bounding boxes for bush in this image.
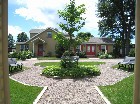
[55,43,66,58]
[128,49,135,57]
[42,65,100,78]
[60,56,78,68]
[63,51,76,56]
[8,51,19,58]
[76,51,87,58]
[98,53,113,59]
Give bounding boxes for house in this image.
[76,37,114,57]
[16,27,114,57]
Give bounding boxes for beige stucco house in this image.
[16,27,114,57]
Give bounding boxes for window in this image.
[25,44,29,51]
[101,45,106,52]
[20,45,24,51]
[87,46,90,52]
[47,31,52,38]
[92,46,95,52]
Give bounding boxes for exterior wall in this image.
[30,33,37,38]
[27,29,57,56]
[107,44,113,53]
[15,44,21,52]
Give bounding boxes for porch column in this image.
[0,0,10,103]
[133,0,140,104]
[33,42,35,56]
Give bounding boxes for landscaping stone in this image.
[10,58,132,104]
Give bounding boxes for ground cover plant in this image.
[36,62,105,78]
[112,64,134,72]
[10,79,43,104]
[99,75,134,104]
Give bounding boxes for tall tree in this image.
[17,32,29,42]
[97,0,135,56]
[58,0,86,52]
[8,33,15,48]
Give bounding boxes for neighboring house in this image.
[76,37,114,57]
[16,27,114,57]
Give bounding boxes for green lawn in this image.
[10,79,43,104]
[34,62,105,67]
[99,74,134,104]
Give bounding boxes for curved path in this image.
[10,58,133,104]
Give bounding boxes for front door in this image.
[38,44,43,56]
[86,44,96,56]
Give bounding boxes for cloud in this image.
[8,25,24,41]
[14,0,99,33]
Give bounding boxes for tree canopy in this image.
[57,0,89,52]
[17,32,29,42]
[97,0,135,56]
[8,33,15,48]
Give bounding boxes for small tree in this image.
[17,32,29,42]
[58,0,86,53]
[8,33,15,48]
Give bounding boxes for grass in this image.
[99,74,134,104]
[10,79,43,104]
[34,62,105,67]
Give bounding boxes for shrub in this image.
[63,51,76,56]
[76,51,87,58]
[128,49,135,57]
[8,51,19,58]
[98,53,113,59]
[55,43,66,58]
[42,65,100,78]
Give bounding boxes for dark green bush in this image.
[55,43,66,58]
[128,49,135,57]
[8,52,19,58]
[76,51,87,58]
[42,65,100,78]
[60,56,77,68]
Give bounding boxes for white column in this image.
[133,0,140,104]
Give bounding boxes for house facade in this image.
[16,27,114,57]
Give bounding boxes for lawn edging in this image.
[94,86,111,104]
[33,86,48,104]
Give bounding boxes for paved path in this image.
[10,58,133,104]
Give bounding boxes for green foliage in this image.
[76,51,86,58]
[99,75,134,104]
[97,0,135,56]
[8,50,33,60]
[60,56,78,68]
[98,53,113,59]
[128,49,135,57]
[17,32,29,42]
[42,65,100,78]
[57,0,87,52]
[8,33,15,48]
[55,43,66,58]
[10,79,42,104]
